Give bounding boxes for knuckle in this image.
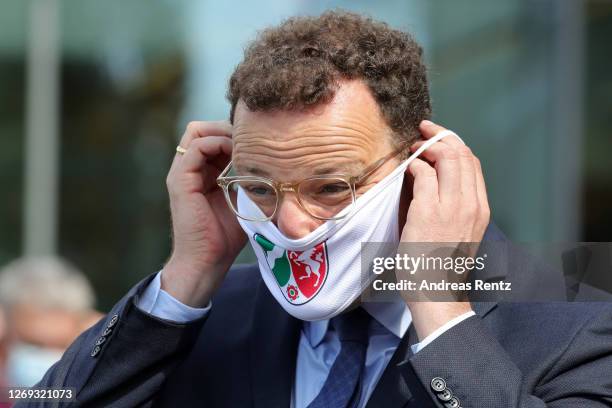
[458,145,473,158]
[481,204,491,220]
[190,137,205,147]
[462,201,479,218]
[441,148,459,161]
[190,137,214,153]
[166,178,177,196]
[186,121,201,134]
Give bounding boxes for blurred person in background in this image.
[0,307,7,383]
[0,257,100,388]
[0,308,9,408]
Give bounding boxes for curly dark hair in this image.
[227,10,431,144]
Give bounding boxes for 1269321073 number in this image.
[1,387,76,402]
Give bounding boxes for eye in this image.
[318,183,350,195]
[246,185,274,196]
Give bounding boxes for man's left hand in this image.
[400,119,490,341]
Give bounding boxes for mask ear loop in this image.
[409,129,465,161]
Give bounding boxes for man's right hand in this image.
[162,121,247,308]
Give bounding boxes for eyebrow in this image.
[240,166,270,176]
[312,164,362,176]
[236,162,364,178]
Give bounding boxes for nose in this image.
[274,193,321,239]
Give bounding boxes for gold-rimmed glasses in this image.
[216,142,410,221]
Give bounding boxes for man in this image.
[0,257,100,389]
[26,11,612,407]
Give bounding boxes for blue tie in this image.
[307,307,370,408]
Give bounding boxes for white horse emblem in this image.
[290,249,324,287]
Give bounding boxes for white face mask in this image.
[237,130,462,321]
[6,342,63,387]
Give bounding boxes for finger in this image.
[457,145,477,201]
[409,140,447,162]
[169,121,232,188]
[412,136,474,202]
[419,120,446,139]
[410,140,429,155]
[473,155,490,212]
[178,136,233,174]
[407,158,439,202]
[419,120,463,149]
[409,142,460,203]
[177,120,233,153]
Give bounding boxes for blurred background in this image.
[0,0,611,315]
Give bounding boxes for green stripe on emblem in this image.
[255,234,290,286]
[272,253,291,287]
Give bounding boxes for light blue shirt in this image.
[138,271,474,407]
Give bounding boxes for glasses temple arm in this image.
[217,160,234,180]
[353,144,410,185]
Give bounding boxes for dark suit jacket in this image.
[20,225,612,407]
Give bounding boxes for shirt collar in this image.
[362,298,412,339]
[303,296,412,348]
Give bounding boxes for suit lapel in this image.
[471,301,497,317]
[250,278,301,408]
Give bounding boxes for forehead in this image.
[232,80,394,177]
